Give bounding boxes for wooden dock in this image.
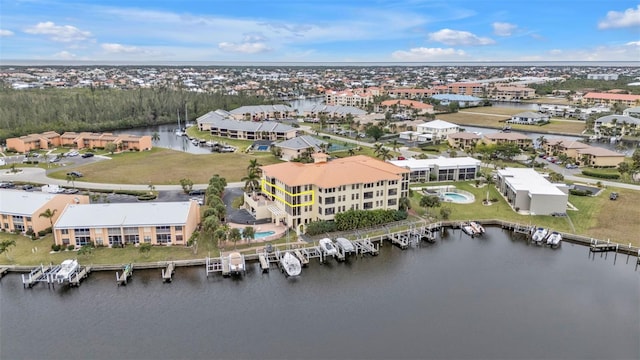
[116,264,133,286]
[21,265,51,288]
[590,243,618,253]
[294,250,309,267]
[69,266,91,287]
[162,262,175,283]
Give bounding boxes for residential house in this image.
[583,92,640,107]
[0,189,89,234]
[483,132,533,149]
[575,147,625,168]
[388,157,481,183]
[496,168,569,215]
[489,85,536,100]
[544,139,590,159]
[508,112,550,125]
[593,114,640,138]
[622,106,640,119]
[244,155,409,232]
[300,104,366,121]
[430,94,482,107]
[195,109,233,131]
[196,113,297,141]
[6,131,151,153]
[447,132,481,150]
[229,105,294,121]
[447,82,484,97]
[53,201,200,248]
[275,135,328,161]
[6,131,60,153]
[416,120,460,141]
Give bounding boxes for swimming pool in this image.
[442,192,473,203]
[240,229,276,239]
[255,145,269,151]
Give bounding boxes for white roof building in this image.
[496,168,568,215]
[416,120,460,140]
[388,157,481,182]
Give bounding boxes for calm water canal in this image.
[1,227,639,360]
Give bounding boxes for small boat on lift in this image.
[532,227,549,243]
[55,259,79,282]
[469,221,485,236]
[546,232,562,247]
[228,252,245,275]
[319,238,338,256]
[280,252,301,277]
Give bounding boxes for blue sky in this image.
[0,0,639,62]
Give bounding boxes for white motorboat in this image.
[280,252,301,277]
[546,232,562,247]
[334,237,355,253]
[532,227,549,243]
[228,252,245,275]
[319,238,338,256]
[55,259,79,282]
[470,221,485,236]
[461,224,476,237]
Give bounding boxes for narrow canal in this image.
[1,227,638,359]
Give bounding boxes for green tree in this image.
[0,239,16,260]
[151,132,160,142]
[439,207,452,220]
[379,147,392,161]
[229,228,242,249]
[247,158,262,175]
[139,242,152,257]
[66,173,78,189]
[105,142,117,154]
[77,244,94,257]
[399,196,411,211]
[243,226,255,243]
[373,143,384,156]
[179,178,194,194]
[420,195,441,208]
[366,125,384,141]
[390,139,400,153]
[38,208,57,229]
[242,169,261,193]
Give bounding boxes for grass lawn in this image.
[48,147,282,184]
[410,181,640,246]
[438,107,586,135]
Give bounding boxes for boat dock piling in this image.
[21,264,52,288]
[352,238,379,256]
[69,266,91,287]
[294,249,310,266]
[590,239,618,253]
[0,267,8,280]
[116,264,133,286]
[162,262,175,283]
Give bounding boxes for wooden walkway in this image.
[162,262,175,283]
[116,264,133,286]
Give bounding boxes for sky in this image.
[0,0,639,63]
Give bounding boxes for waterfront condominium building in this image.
[244,155,409,232]
[0,189,89,234]
[496,168,569,216]
[53,201,201,248]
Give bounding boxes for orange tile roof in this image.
[380,99,433,110]
[261,155,408,188]
[584,92,640,101]
[484,132,531,141]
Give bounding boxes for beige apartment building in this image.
[482,132,533,149]
[53,201,200,247]
[0,189,89,234]
[489,85,536,100]
[244,155,409,232]
[6,131,151,153]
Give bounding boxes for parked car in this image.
[189,189,205,196]
[609,192,618,200]
[81,153,94,158]
[22,184,34,191]
[0,181,15,188]
[66,151,79,157]
[66,171,83,177]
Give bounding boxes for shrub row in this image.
[581,170,620,179]
[569,189,592,196]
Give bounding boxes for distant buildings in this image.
[482,132,533,149]
[229,105,295,121]
[0,190,89,234]
[583,92,640,107]
[593,114,640,138]
[325,87,382,108]
[496,168,569,216]
[447,132,481,150]
[300,104,366,120]
[587,74,619,81]
[416,120,460,141]
[488,85,536,101]
[244,155,409,230]
[508,112,550,125]
[53,201,200,247]
[274,135,328,161]
[544,138,625,168]
[380,100,434,117]
[6,131,152,153]
[431,94,483,107]
[388,157,481,183]
[196,111,297,141]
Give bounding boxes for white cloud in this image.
[53,51,77,59]
[428,29,495,46]
[24,21,91,42]
[218,41,271,54]
[598,5,640,29]
[492,22,517,36]
[0,29,14,37]
[101,43,146,54]
[391,47,466,61]
[626,40,640,46]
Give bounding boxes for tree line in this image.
[0,86,272,142]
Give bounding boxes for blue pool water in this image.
[255,230,275,238]
[256,145,269,151]
[443,192,470,203]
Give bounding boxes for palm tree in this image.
[536,135,547,150]
[390,139,401,153]
[66,173,78,189]
[242,169,261,193]
[398,197,411,211]
[39,208,57,229]
[348,148,356,156]
[151,132,160,142]
[379,148,393,161]
[373,143,384,156]
[247,158,262,175]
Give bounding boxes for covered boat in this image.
[335,237,355,253]
[470,221,485,236]
[319,238,338,256]
[280,252,301,277]
[532,228,549,243]
[228,252,245,275]
[546,232,562,247]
